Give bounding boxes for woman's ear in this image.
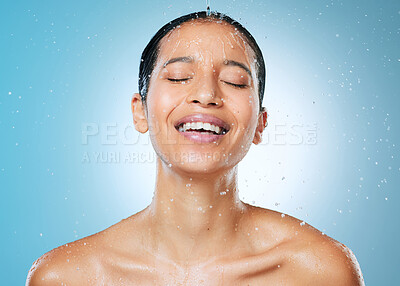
[131,93,148,133]
[252,107,268,145]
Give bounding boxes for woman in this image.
[27,11,364,285]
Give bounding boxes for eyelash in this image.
[168,78,190,82]
[223,81,247,89]
[168,78,247,89]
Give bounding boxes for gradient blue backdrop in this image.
[1,0,399,285]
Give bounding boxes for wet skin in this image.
[27,20,364,285]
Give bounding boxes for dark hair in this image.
[138,11,266,110]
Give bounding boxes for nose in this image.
[186,74,223,107]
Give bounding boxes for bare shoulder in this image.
[26,211,149,286]
[244,204,365,285]
[289,230,365,286]
[25,219,132,285]
[26,234,101,286]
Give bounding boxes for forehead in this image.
[157,20,255,63]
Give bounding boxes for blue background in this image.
[1,0,399,285]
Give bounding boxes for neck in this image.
[145,158,247,264]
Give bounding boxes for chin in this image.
[171,160,234,176]
[158,149,237,173]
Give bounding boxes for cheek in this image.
[146,84,180,134]
[148,92,171,114]
[237,103,259,146]
[147,78,182,110]
[229,90,259,124]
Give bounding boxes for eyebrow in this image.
[163,56,194,67]
[223,60,252,77]
[163,57,252,77]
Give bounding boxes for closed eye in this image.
[222,81,248,89]
[168,78,191,82]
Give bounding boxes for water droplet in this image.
[281,214,285,218]
[168,163,172,167]
[300,221,305,226]
[220,191,227,195]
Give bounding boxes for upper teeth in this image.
[178,122,222,134]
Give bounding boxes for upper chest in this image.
[94,247,302,286]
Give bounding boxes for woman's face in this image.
[139,20,265,174]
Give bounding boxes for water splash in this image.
[206,0,211,16]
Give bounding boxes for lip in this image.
[175,113,230,131]
[174,113,230,144]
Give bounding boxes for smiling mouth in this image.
[175,121,228,135]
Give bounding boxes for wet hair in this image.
[138,11,266,110]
